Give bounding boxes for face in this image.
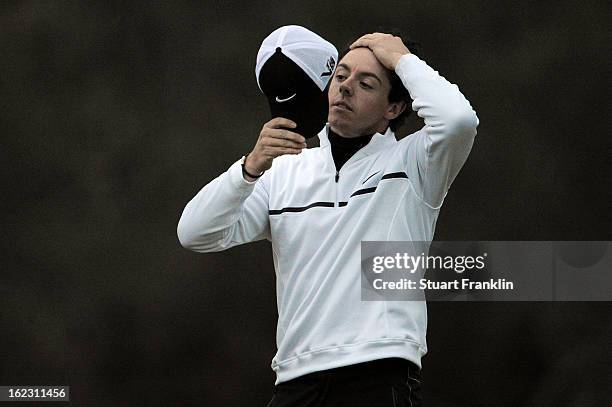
[327,47,403,138]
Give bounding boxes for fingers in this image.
[267,138,306,150]
[258,144,304,159]
[265,117,297,130]
[350,34,373,49]
[350,32,392,49]
[257,121,307,157]
[267,128,306,145]
[269,147,303,157]
[248,118,306,174]
[348,33,408,70]
[261,119,306,145]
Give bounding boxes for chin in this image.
[331,126,360,138]
[328,117,347,132]
[328,122,346,135]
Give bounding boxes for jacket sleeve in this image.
[396,53,479,208]
[176,157,271,253]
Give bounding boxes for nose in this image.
[339,80,353,97]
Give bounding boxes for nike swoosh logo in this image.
[362,170,381,184]
[275,93,297,103]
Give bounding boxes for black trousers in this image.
[266,358,423,407]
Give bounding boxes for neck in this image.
[329,122,389,139]
[328,128,374,172]
[328,128,373,144]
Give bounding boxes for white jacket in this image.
[177,53,479,384]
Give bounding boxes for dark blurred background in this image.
[1,1,611,406]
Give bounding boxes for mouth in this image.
[332,100,352,112]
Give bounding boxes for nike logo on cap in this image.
[275,93,297,103]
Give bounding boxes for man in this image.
[177,32,479,406]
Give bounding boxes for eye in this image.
[335,74,346,81]
[360,81,373,89]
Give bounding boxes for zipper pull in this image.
[335,170,339,183]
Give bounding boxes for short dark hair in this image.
[338,31,423,132]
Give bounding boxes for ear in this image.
[384,100,407,121]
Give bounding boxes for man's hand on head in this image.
[244,117,307,180]
[350,33,411,70]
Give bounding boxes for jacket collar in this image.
[317,124,397,157]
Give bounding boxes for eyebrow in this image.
[336,63,382,84]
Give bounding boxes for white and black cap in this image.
[256,25,338,138]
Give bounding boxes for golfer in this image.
[178,31,479,406]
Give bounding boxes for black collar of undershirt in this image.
[328,128,374,172]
